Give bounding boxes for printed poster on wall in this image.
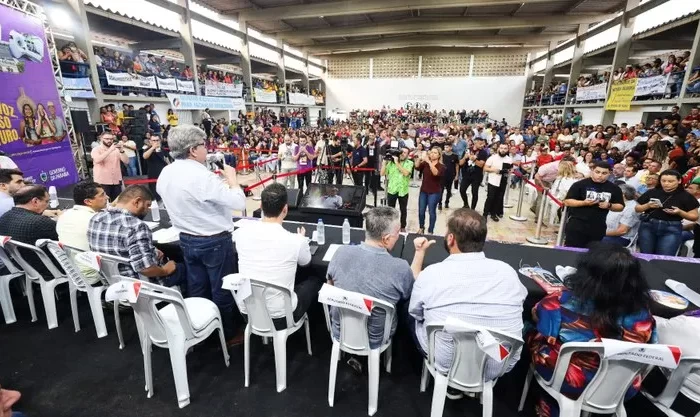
[0,4,79,187]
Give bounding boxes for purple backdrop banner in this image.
[0,5,79,187]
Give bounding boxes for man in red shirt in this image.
[536,146,554,167]
[682,107,700,128]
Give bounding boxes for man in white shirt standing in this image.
[409,209,527,390]
[278,135,297,189]
[157,125,247,343]
[236,183,321,329]
[482,143,513,222]
[508,128,524,146]
[56,180,108,284]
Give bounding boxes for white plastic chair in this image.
[0,245,25,324]
[39,240,107,339]
[116,277,229,408]
[682,240,695,258]
[319,289,395,416]
[625,233,639,252]
[641,357,700,417]
[3,239,68,329]
[419,323,524,417]
[518,341,656,417]
[94,251,135,350]
[225,275,312,393]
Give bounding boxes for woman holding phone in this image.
[636,169,699,255]
[415,146,445,234]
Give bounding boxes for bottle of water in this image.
[316,218,325,245]
[48,186,59,209]
[150,200,161,222]
[342,218,351,245]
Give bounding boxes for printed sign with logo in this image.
[317,283,373,316]
[444,317,519,362]
[105,280,141,303]
[222,274,252,303]
[74,251,102,273]
[602,338,681,369]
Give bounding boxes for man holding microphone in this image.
[381,147,414,232]
[157,125,247,344]
[91,132,129,202]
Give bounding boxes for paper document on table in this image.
[152,227,179,243]
[143,221,159,230]
[665,279,700,308]
[323,244,342,262]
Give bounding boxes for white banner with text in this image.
[254,88,277,103]
[575,83,607,102]
[205,81,243,97]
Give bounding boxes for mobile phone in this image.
[650,198,662,206]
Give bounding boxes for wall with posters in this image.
[0,4,78,187]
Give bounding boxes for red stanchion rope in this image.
[512,170,564,208]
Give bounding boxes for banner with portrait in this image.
[205,81,243,97]
[254,88,277,103]
[0,3,79,187]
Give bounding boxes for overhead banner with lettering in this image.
[167,93,245,111]
[105,70,157,89]
[0,4,79,187]
[254,88,277,103]
[575,83,607,102]
[205,81,243,98]
[176,79,195,93]
[634,74,669,97]
[288,92,316,106]
[606,79,637,111]
[156,76,178,91]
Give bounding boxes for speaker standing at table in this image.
[157,125,247,344]
[563,161,624,248]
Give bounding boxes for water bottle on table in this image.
[150,201,161,222]
[316,218,325,245]
[342,218,350,244]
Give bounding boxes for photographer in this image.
[90,131,129,202]
[381,147,413,232]
[482,143,513,222]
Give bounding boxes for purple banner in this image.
[0,5,79,187]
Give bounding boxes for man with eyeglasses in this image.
[157,125,246,345]
[91,131,129,202]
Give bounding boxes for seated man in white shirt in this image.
[602,184,640,247]
[409,208,527,396]
[236,183,322,329]
[56,181,108,285]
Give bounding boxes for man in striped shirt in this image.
[409,208,527,396]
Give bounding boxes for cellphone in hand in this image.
[650,198,663,206]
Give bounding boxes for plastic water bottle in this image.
[342,218,351,245]
[48,186,58,209]
[316,218,325,245]
[150,201,161,222]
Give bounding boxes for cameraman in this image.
[381,147,413,232]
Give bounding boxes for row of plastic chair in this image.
[2,238,700,416]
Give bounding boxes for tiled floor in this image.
[239,171,559,246]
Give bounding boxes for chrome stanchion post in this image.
[555,205,568,247]
[509,173,528,222]
[503,172,514,208]
[526,187,550,245]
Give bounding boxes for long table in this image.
[57,197,697,318]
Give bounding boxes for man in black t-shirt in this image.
[364,132,382,194]
[458,138,488,209]
[563,161,624,248]
[326,136,344,185]
[439,143,459,210]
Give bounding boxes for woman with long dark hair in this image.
[527,243,657,417]
[636,169,699,255]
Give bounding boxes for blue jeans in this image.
[179,231,237,337]
[638,219,683,256]
[126,156,138,177]
[418,191,441,234]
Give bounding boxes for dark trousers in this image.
[364,171,379,192]
[179,231,237,338]
[327,166,342,185]
[459,174,482,209]
[101,183,122,203]
[202,119,212,138]
[387,192,409,228]
[297,171,312,194]
[483,177,507,217]
[441,175,455,205]
[273,278,323,330]
[564,219,604,248]
[352,171,364,186]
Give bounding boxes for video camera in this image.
[384,148,402,161]
[206,152,225,171]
